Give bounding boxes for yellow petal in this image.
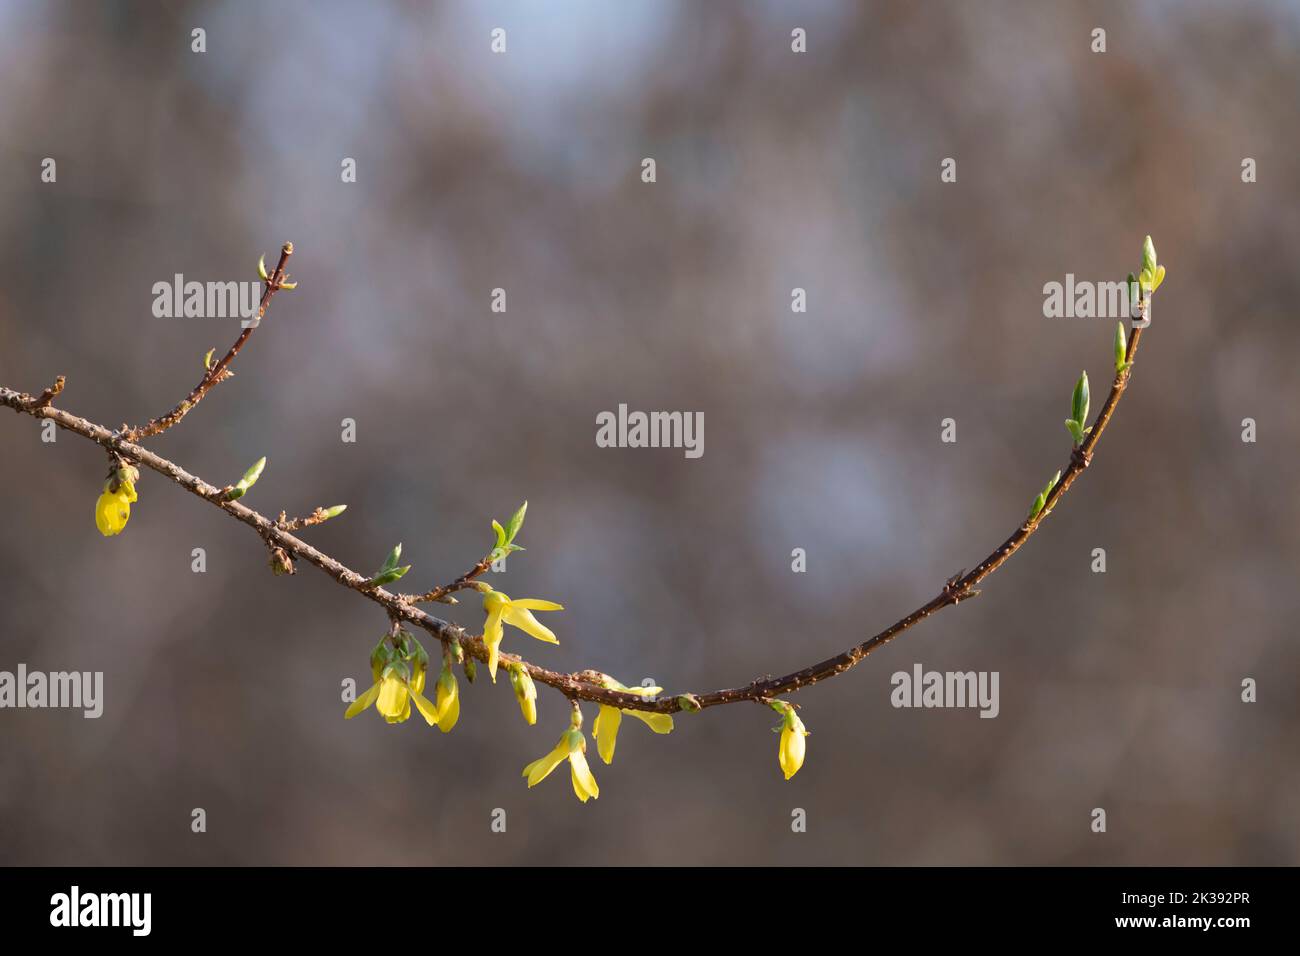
[625,709,674,734]
[436,673,460,733]
[779,719,807,780]
[437,690,460,732]
[376,675,408,719]
[95,490,130,536]
[526,739,569,787]
[121,480,138,503]
[503,606,559,645]
[411,687,440,726]
[569,748,599,802]
[386,697,411,723]
[344,681,382,718]
[94,493,114,536]
[593,705,621,765]
[484,606,505,682]
[508,598,564,611]
[521,697,537,725]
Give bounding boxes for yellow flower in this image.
[94,488,132,536]
[522,728,599,803]
[775,705,809,780]
[481,587,563,682]
[385,660,432,724]
[345,662,440,726]
[508,663,538,725]
[379,667,412,723]
[435,665,459,733]
[591,680,673,765]
[94,467,138,537]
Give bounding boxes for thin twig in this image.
[277,506,344,532]
[0,326,1144,715]
[123,243,294,442]
[409,558,494,604]
[33,375,65,409]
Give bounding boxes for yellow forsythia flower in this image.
[481,587,563,682]
[380,667,412,724]
[94,489,132,536]
[592,679,673,765]
[345,662,440,726]
[777,706,809,780]
[94,466,139,537]
[435,665,459,733]
[522,727,599,803]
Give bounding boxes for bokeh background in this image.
[0,0,1296,866]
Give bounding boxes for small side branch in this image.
[410,558,495,605]
[33,375,66,409]
[123,243,295,442]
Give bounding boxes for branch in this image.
[1,384,676,710]
[3,233,1168,765]
[123,243,296,442]
[0,324,1144,715]
[682,326,1146,711]
[407,557,495,605]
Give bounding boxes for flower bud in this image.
[435,665,459,733]
[509,664,537,725]
[778,709,808,780]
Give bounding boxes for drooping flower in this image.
[94,488,132,536]
[94,464,139,537]
[435,663,459,733]
[346,661,440,726]
[770,701,809,780]
[591,678,673,765]
[480,586,563,682]
[522,710,599,803]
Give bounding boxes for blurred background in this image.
[0,0,1296,866]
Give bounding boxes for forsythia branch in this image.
[0,385,667,710]
[0,236,1158,797]
[0,322,1147,710]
